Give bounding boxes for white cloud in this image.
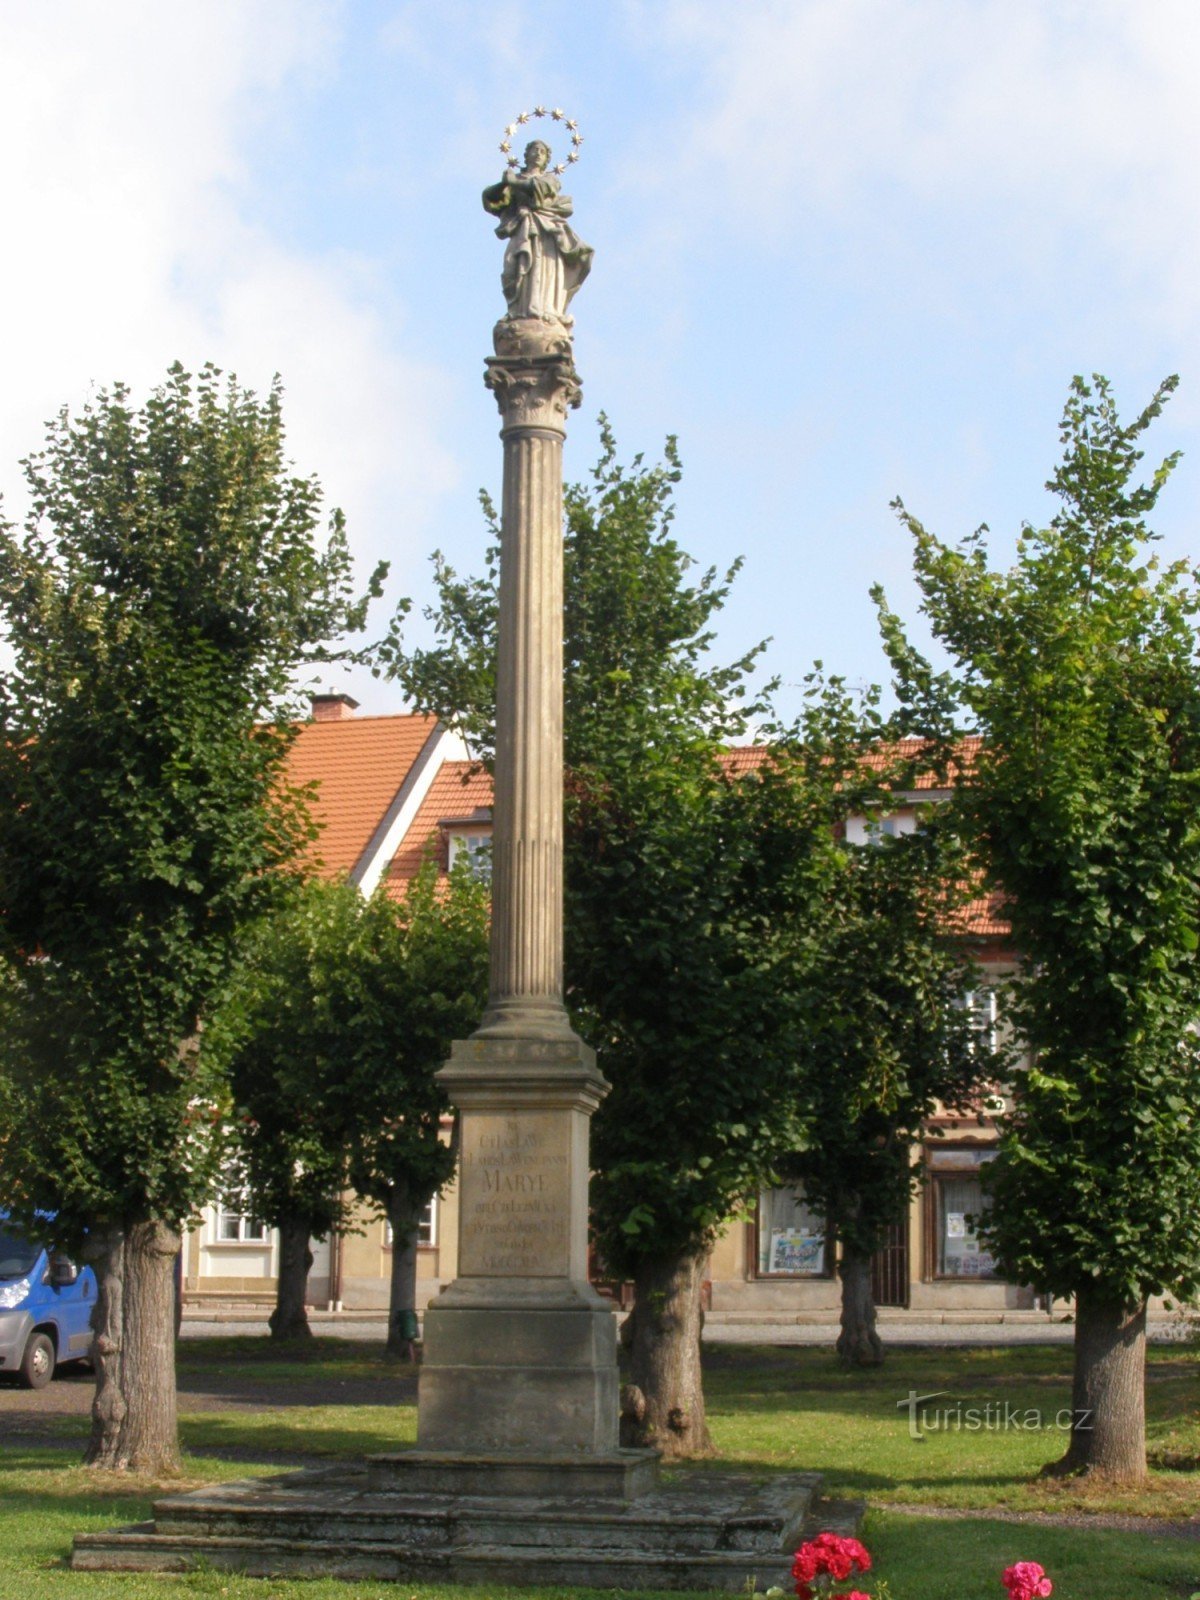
[632,0,1200,337]
[0,0,458,688]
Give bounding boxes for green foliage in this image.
[342,858,491,1214]
[578,736,848,1271]
[379,421,770,764]
[783,806,997,1260]
[207,878,368,1238]
[0,363,382,1247]
[383,425,856,1272]
[208,861,488,1238]
[877,374,1200,1305]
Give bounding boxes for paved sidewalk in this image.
[178,1311,1189,1346]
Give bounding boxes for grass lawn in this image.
[0,1338,1196,1600]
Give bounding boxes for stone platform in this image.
[72,1460,863,1591]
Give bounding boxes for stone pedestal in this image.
[418,1036,620,1460]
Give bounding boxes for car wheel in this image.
[19,1331,55,1390]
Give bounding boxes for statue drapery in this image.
[483,141,593,326]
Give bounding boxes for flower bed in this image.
[750,1534,1054,1600]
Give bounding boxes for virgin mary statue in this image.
[482,140,593,326]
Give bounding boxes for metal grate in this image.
[870,1219,910,1308]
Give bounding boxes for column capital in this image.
[485,318,582,431]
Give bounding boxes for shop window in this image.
[756,1187,829,1277]
[215,1191,270,1244]
[933,1173,997,1278]
[384,1195,438,1249]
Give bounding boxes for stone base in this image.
[71,1463,864,1591]
[419,1285,619,1455]
[423,1028,619,1459]
[367,1448,658,1499]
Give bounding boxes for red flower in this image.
[792,1533,872,1597]
[831,1592,873,1600]
[1002,1560,1053,1600]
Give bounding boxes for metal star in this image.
[551,108,564,120]
[534,105,546,116]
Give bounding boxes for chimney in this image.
[311,692,360,723]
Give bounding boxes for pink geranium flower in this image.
[1002,1560,1053,1600]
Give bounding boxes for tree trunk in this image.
[269,1214,314,1340]
[85,1219,182,1475]
[1045,1288,1147,1482]
[623,1249,714,1459]
[385,1183,423,1360]
[837,1244,884,1367]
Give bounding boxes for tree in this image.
[784,797,996,1366]
[575,735,839,1456]
[381,428,843,1455]
[208,878,367,1343]
[0,364,380,1472]
[211,864,489,1353]
[876,374,1200,1481]
[343,858,490,1359]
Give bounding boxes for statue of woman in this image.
[482,140,593,326]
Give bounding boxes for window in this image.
[960,987,998,1055]
[844,811,920,847]
[384,1195,438,1249]
[933,1172,997,1279]
[215,1192,270,1243]
[447,830,492,882]
[756,1187,828,1277]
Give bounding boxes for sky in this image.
[2,0,1199,719]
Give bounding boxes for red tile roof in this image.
[378,742,1007,939]
[386,759,492,887]
[859,735,983,789]
[954,890,1012,939]
[720,737,982,790]
[286,712,439,880]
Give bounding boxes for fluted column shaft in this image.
[476,344,580,1039]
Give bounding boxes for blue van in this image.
[0,1220,96,1388]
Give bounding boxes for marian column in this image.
[417,116,646,1494]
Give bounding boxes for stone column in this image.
[476,334,578,1042]
[414,318,641,1492]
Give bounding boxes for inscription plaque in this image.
[458,1111,571,1277]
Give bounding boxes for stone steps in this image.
[148,1472,817,1552]
[72,1465,864,1592]
[73,1529,795,1590]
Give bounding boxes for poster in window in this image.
[945,1212,967,1238]
[768,1229,824,1275]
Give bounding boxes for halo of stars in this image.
[498,107,584,177]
